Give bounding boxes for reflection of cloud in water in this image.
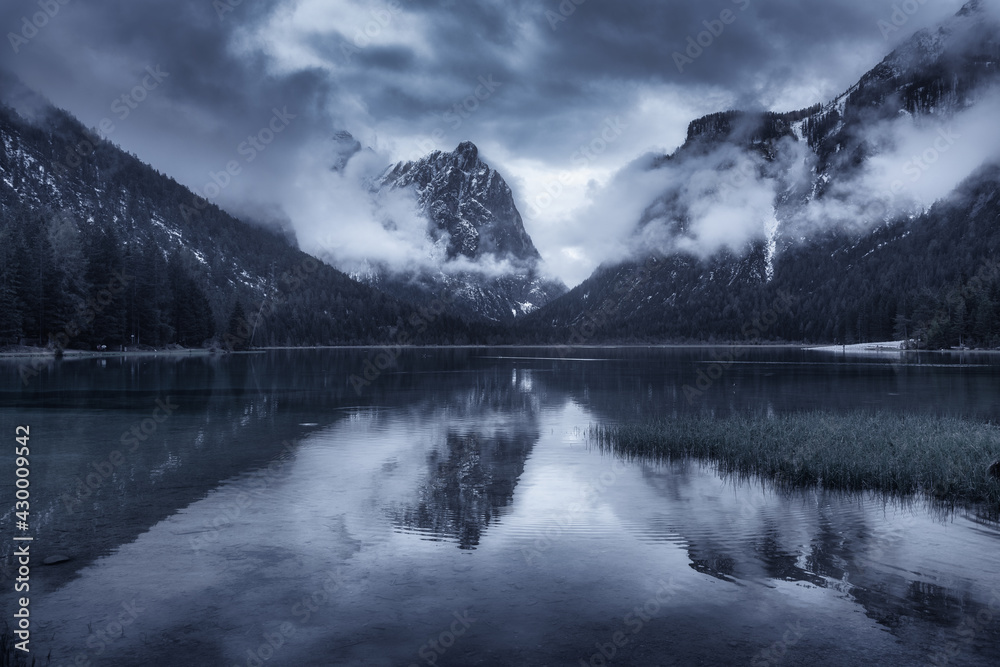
[624,460,1000,642]
[11,349,1000,665]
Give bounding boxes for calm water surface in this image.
[2,347,1000,666]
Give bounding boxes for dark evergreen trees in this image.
[226,301,250,351]
[0,101,481,350]
[166,251,214,347]
[0,222,24,344]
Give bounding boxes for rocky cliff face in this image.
[357,141,565,322]
[0,94,451,348]
[379,141,541,264]
[525,0,1000,347]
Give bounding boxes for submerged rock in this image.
[42,555,71,565]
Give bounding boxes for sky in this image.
[0,0,974,286]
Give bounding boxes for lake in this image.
[2,347,1000,666]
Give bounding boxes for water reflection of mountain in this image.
[624,462,1000,661]
[526,347,1000,651]
[0,350,549,582]
[387,371,541,549]
[391,429,536,549]
[0,353,344,589]
[6,345,1000,660]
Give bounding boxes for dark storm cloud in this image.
[0,0,973,283]
[0,0,965,166]
[0,0,335,225]
[295,0,966,162]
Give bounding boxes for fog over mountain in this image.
[298,138,566,321]
[3,0,1000,349]
[515,1,1000,349]
[617,1,1000,264]
[0,0,980,287]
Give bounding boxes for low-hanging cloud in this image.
[286,138,533,281]
[790,86,1000,238]
[288,142,438,275]
[0,0,989,287]
[635,143,786,258]
[586,79,1000,265]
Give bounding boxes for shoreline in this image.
[0,346,219,360]
[2,341,999,360]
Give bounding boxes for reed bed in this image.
[589,412,1000,505]
[0,625,43,667]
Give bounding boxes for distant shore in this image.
[0,345,219,360]
[1,341,997,360]
[0,343,804,359]
[807,340,907,354]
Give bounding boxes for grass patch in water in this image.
[0,625,45,667]
[589,412,1000,505]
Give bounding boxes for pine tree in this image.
[165,251,216,347]
[0,224,24,345]
[226,301,250,351]
[84,225,127,347]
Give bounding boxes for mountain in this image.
[4,1,997,351]
[522,0,1000,349]
[329,130,363,173]
[352,141,566,322]
[0,90,484,351]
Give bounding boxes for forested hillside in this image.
[520,1,1000,350]
[0,103,486,349]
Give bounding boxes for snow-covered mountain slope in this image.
[354,141,566,322]
[524,0,1000,347]
[378,141,541,264]
[0,93,467,347]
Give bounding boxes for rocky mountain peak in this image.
[354,142,566,321]
[378,142,541,265]
[454,140,480,169]
[329,130,362,173]
[959,0,985,17]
